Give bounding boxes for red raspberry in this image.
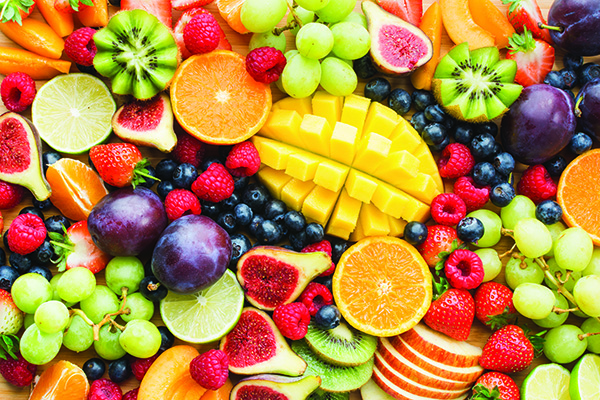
[131,354,159,381]
[438,143,475,179]
[444,249,484,290]
[299,282,333,316]
[123,388,139,400]
[7,213,46,255]
[191,163,234,203]
[225,141,261,177]
[302,240,335,276]
[88,379,122,400]
[172,132,205,168]
[431,193,467,226]
[0,181,24,210]
[0,353,36,387]
[454,176,490,212]
[475,282,517,329]
[64,27,97,66]
[165,189,202,221]
[189,349,229,390]
[517,165,557,204]
[183,13,221,55]
[272,302,311,340]
[245,47,287,84]
[1,72,36,112]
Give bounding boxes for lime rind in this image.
[571,354,600,400]
[522,363,571,400]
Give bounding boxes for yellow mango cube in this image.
[274,96,312,117]
[352,132,392,174]
[280,178,316,211]
[302,186,340,225]
[373,150,420,184]
[329,122,359,165]
[340,94,371,136]
[313,160,349,193]
[299,114,332,157]
[328,189,362,232]
[388,216,407,237]
[402,197,430,223]
[312,91,342,127]
[363,101,399,139]
[349,217,367,242]
[395,173,440,204]
[345,169,378,203]
[259,109,302,142]
[413,143,444,193]
[360,203,390,236]
[256,166,292,200]
[325,224,352,240]
[285,151,323,182]
[371,182,409,219]
[251,136,295,170]
[389,124,423,154]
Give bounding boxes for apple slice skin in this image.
[373,366,470,400]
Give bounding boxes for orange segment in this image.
[557,149,600,245]
[171,50,271,145]
[46,158,108,221]
[216,0,249,34]
[332,236,432,337]
[29,360,89,400]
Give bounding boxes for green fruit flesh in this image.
[304,322,377,367]
[308,389,350,400]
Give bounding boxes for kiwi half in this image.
[304,322,377,367]
[93,9,180,100]
[308,389,350,400]
[292,340,374,393]
[432,42,523,123]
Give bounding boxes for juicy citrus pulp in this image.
[29,360,89,400]
[521,363,571,400]
[570,354,600,400]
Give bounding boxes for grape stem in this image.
[556,270,572,285]
[500,228,514,238]
[552,307,579,314]
[535,257,577,304]
[498,243,517,259]
[92,287,130,341]
[579,331,600,340]
[69,309,95,326]
[273,21,297,36]
[286,0,303,29]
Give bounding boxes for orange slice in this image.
[557,149,600,245]
[46,158,108,221]
[170,50,271,145]
[29,360,89,400]
[216,0,248,34]
[332,236,432,337]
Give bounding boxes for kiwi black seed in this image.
[308,389,350,400]
[304,322,377,367]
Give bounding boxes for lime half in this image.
[522,363,571,400]
[160,270,244,344]
[571,354,600,400]
[32,74,116,154]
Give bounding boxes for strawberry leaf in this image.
[501,0,521,14]
[132,158,160,189]
[527,330,546,357]
[49,230,75,272]
[0,0,33,24]
[432,275,449,300]
[486,306,516,330]
[508,27,536,53]
[472,383,502,399]
[0,335,19,360]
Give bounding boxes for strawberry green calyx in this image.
[471,384,502,400]
[525,328,546,357]
[0,0,34,24]
[48,229,74,272]
[432,239,467,300]
[486,306,516,331]
[65,0,92,12]
[508,27,536,54]
[501,0,523,14]
[0,335,19,360]
[132,158,160,189]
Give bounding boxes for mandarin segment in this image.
[29,360,89,400]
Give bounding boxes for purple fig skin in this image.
[500,84,576,165]
[88,187,168,257]
[548,0,600,57]
[575,78,600,141]
[151,215,232,294]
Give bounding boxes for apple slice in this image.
[373,366,469,400]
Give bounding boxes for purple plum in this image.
[501,84,576,165]
[151,215,232,294]
[547,0,600,56]
[575,78,600,141]
[88,187,168,256]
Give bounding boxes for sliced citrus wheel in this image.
[216,0,248,34]
[571,353,600,400]
[31,73,116,154]
[557,149,600,245]
[46,158,108,221]
[29,360,89,400]
[160,269,244,343]
[170,50,271,145]
[522,363,571,400]
[332,236,432,337]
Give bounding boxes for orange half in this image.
[216,0,248,34]
[29,360,89,400]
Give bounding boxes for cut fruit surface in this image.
[439,0,494,50]
[305,322,377,367]
[571,354,600,400]
[29,360,89,400]
[521,363,571,400]
[468,0,515,48]
[216,0,248,34]
[373,366,469,400]
[410,2,443,91]
[361,379,396,400]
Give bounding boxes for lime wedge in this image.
[160,270,244,344]
[522,363,571,400]
[32,74,116,154]
[571,354,600,400]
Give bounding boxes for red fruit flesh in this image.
[222,309,277,368]
[378,24,430,69]
[0,117,30,174]
[377,0,422,26]
[117,97,163,131]
[236,385,288,400]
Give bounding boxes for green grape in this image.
[240,0,287,33]
[20,324,63,365]
[329,22,371,60]
[34,300,69,334]
[119,319,161,359]
[284,49,299,61]
[315,0,355,23]
[573,275,600,317]
[121,292,154,323]
[341,11,367,29]
[105,256,145,295]
[500,195,536,230]
[505,255,544,290]
[94,324,126,361]
[544,258,581,292]
[583,248,600,276]
[467,209,502,248]
[50,273,76,307]
[533,290,569,329]
[513,283,555,320]
[543,325,587,364]
[581,318,600,353]
[80,285,121,324]
[63,315,94,352]
[11,273,53,314]
[553,227,594,272]
[545,221,566,258]
[287,7,315,35]
[568,298,590,319]
[319,56,357,96]
[296,0,329,11]
[275,75,286,94]
[514,218,552,258]
[249,31,286,52]
[57,267,96,304]
[475,248,502,282]
[281,54,321,98]
[23,314,34,330]
[296,23,334,60]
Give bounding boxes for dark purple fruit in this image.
[575,78,600,141]
[547,0,600,57]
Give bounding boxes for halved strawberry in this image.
[502,0,553,44]
[172,0,213,11]
[506,27,555,87]
[121,0,172,28]
[173,7,231,60]
[376,0,422,26]
[54,0,91,13]
[0,290,23,336]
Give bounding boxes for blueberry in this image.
[364,77,391,102]
[234,203,253,226]
[424,104,446,123]
[41,151,62,174]
[353,54,377,79]
[421,123,447,146]
[412,90,436,111]
[243,184,270,213]
[289,230,307,251]
[283,210,306,233]
[221,191,241,210]
[561,69,578,90]
[314,305,341,330]
[403,222,428,246]
[31,239,55,265]
[569,132,593,155]
[316,276,333,292]
[216,212,237,234]
[34,199,53,211]
[490,182,515,207]
[331,239,351,264]
[430,136,450,153]
[544,156,567,177]
[0,248,5,265]
[172,163,198,189]
[456,217,484,244]
[139,276,168,302]
[489,171,508,187]
[388,88,412,115]
[410,111,428,134]
[472,162,497,186]
[264,199,287,220]
[83,358,106,381]
[536,201,563,225]
[27,265,52,281]
[247,215,263,238]
[156,181,175,200]
[200,158,222,172]
[470,133,496,160]
[138,165,158,189]
[543,70,565,89]
[452,123,476,145]
[108,357,132,383]
[487,142,503,161]
[230,233,252,267]
[158,326,175,352]
[564,54,583,71]
[476,122,499,137]
[201,201,221,219]
[305,223,324,244]
[256,220,283,245]
[2,230,8,249]
[19,206,44,220]
[10,253,32,275]
[578,63,600,87]
[493,152,515,176]
[155,159,178,181]
[233,176,250,192]
[0,266,19,291]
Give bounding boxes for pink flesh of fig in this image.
[239,255,300,309]
[223,309,278,368]
[236,385,288,400]
[0,117,31,174]
[379,24,429,69]
[117,95,163,131]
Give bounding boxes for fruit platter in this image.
[1,0,600,399]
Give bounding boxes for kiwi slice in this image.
[93,9,180,100]
[304,322,377,367]
[292,340,374,393]
[432,42,523,123]
[308,389,350,400]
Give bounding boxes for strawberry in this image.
[416,225,462,267]
[479,325,543,373]
[174,7,231,60]
[89,143,157,188]
[0,0,34,24]
[423,288,474,341]
[54,0,91,13]
[502,0,553,44]
[506,27,555,87]
[0,290,23,336]
[172,0,213,11]
[48,220,112,274]
[474,282,517,330]
[121,0,172,27]
[473,372,520,400]
[376,0,422,26]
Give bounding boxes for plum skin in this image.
[576,78,600,141]
[548,0,600,57]
[151,215,232,294]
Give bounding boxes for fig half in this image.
[231,375,321,400]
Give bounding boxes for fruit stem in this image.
[109,319,126,332]
[538,22,564,33]
[92,287,130,341]
[500,228,514,238]
[552,306,579,314]
[574,94,583,118]
[579,332,600,340]
[498,243,517,259]
[556,270,572,284]
[286,0,303,29]
[273,21,296,36]
[70,309,95,327]
[535,257,577,305]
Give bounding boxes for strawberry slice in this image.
[121,0,172,28]
[54,0,91,13]
[172,0,214,11]
[506,27,555,87]
[376,0,422,26]
[502,0,553,44]
[173,7,231,60]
